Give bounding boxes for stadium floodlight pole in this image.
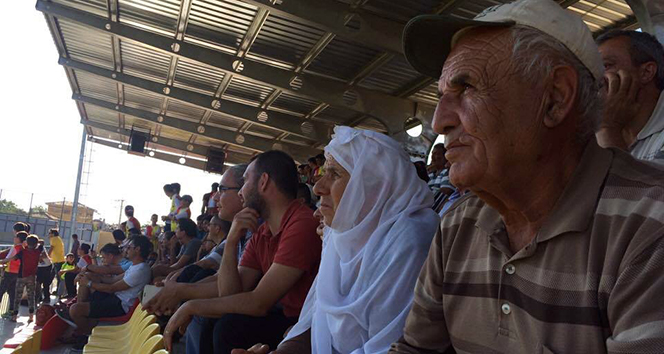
[69,127,87,253]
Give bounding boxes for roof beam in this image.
[60,57,326,142]
[238,0,404,54]
[74,94,318,161]
[237,8,270,58]
[36,0,422,134]
[91,136,209,171]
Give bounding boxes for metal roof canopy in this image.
[38,0,642,172]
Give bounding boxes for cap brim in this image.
[403,15,513,79]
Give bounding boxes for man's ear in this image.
[639,61,657,85]
[258,172,269,192]
[543,65,578,128]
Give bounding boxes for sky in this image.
[0,2,222,228]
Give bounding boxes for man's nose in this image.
[432,96,461,135]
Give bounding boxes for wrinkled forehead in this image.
[440,27,514,82]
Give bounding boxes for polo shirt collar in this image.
[635,91,664,142]
[265,199,303,238]
[476,140,613,243]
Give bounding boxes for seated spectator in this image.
[237,127,439,353]
[57,253,76,294]
[63,243,93,298]
[144,164,251,312]
[296,183,315,210]
[78,243,123,283]
[1,234,43,322]
[61,236,153,350]
[152,218,202,279]
[162,150,322,353]
[390,0,664,352]
[426,143,454,195]
[413,161,430,182]
[595,30,664,162]
[168,216,229,284]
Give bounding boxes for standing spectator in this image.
[172,194,193,232]
[124,205,141,235]
[170,183,183,232]
[595,30,664,162]
[36,239,53,303]
[0,230,28,319]
[48,228,65,294]
[162,184,176,233]
[427,143,454,196]
[202,183,220,215]
[2,235,41,322]
[146,214,162,254]
[70,234,80,260]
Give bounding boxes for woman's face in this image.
[313,155,350,227]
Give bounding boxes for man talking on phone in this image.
[162,150,322,354]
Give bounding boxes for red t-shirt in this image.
[239,200,322,318]
[16,248,41,277]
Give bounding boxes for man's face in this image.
[176,228,186,242]
[216,171,243,221]
[238,162,266,215]
[151,215,158,223]
[101,252,116,266]
[125,243,138,261]
[202,220,210,232]
[434,27,546,191]
[308,161,317,169]
[431,147,447,169]
[598,36,639,76]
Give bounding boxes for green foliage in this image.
[0,199,27,215]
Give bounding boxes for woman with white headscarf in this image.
[233,126,439,354]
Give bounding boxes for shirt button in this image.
[505,264,516,275]
[501,303,511,315]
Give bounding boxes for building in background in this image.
[45,201,96,224]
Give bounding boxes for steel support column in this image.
[626,0,664,43]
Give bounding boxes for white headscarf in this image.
[283,126,439,353]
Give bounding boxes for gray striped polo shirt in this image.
[390,141,664,354]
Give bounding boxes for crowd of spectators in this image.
[2,0,664,353]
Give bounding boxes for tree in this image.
[0,199,27,215]
[30,205,49,218]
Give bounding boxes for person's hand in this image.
[163,301,194,352]
[231,344,271,354]
[76,274,89,285]
[313,209,324,240]
[601,69,642,132]
[227,208,259,245]
[144,279,181,316]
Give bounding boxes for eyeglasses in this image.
[219,186,241,192]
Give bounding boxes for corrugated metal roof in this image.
[39,0,640,171]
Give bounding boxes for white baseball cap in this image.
[403,0,604,81]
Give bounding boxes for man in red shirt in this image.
[124,205,141,235]
[163,150,322,353]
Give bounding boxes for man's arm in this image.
[169,254,192,270]
[86,264,125,276]
[218,208,262,296]
[144,274,219,315]
[91,278,131,293]
[389,228,452,353]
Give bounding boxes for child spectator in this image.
[63,244,93,298]
[1,235,42,322]
[0,230,28,319]
[36,240,53,303]
[171,194,193,232]
[58,254,76,298]
[146,214,161,252]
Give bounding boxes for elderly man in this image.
[595,30,664,162]
[391,0,664,353]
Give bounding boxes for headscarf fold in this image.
[283,126,439,353]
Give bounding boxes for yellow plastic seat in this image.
[137,334,164,354]
[153,350,169,354]
[11,345,23,354]
[18,338,32,354]
[84,323,159,354]
[84,315,156,351]
[90,304,146,336]
[89,306,148,340]
[26,330,41,354]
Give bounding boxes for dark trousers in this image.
[0,272,18,313]
[51,262,63,294]
[64,272,77,298]
[176,265,216,284]
[186,309,298,354]
[36,265,52,302]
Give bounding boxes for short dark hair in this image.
[49,229,59,237]
[308,157,317,164]
[315,153,325,161]
[80,243,91,254]
[178,218,198,238]
[171,183,181,194]
[211,182,219,190]
[25,224,31,233]
[181,195,193,204]
[100,243,121,256]
[163,184,174,193]
[253,150,299,199]
[26,235,38,248]
[13,223,27,233]
[112,229,126,242]
[130,235,152,260]
[433,143,446,152]
[597,30,664,90]
[203,214,213,223]
[297,183,312,206]
[72,234,78,239]
[164,231,176,241]
[16,231,28,243]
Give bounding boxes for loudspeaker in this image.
[206,148,226,174]
[129,131,148,155]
